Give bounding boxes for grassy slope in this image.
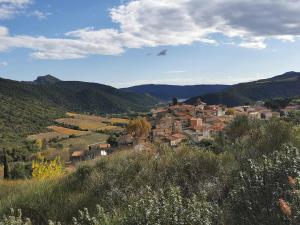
[0,145,235,223]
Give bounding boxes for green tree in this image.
[0,149,10,179]
[225,115,250,142]
[172,97,178,105]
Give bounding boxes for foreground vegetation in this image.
[1,116,300,225]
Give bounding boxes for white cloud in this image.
[29,10,51,20]
[0,0,31,19]
[2,0,300,59]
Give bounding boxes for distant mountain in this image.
[121,84,230,101]
[33,75,61,85]
[186,71,300,106]
[0,76,158,149]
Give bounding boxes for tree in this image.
[107,134,118,147]
[265,98,290,110]
[0,149,10,179]
[225,115,250,142]
[172,97,178,105]
[126,117,151,140]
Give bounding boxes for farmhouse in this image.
[71,150,85,162]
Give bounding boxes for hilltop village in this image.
[148,99,286,147]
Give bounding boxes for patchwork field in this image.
[48,126,90,136]
[27,113,126,153]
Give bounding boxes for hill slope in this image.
[121,84,229,101]
[0,76,158,149]
[186,71,300,106]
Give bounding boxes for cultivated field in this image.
[48,126,90,136]
[59,133,108,148]
[56,118,107,130]
[56,113,129,131]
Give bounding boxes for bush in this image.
[121,186,216,225]
[226,145,300,225]
[10,163,31,179]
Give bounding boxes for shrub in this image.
[226,145,300,225]
[121,186,216,225]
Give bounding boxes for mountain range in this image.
[186,71,300,106]
[121,84,229,101]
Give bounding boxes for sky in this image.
[1,0,300,87]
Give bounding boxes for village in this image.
[147,98,291,147]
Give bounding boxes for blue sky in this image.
[0,0,300,87]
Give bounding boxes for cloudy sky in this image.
[1,0,300,87]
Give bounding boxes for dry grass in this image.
[28,132,68,141]
[48,126,90,136]
[110,118,129,125]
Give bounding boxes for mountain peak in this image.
[33,75,61,85]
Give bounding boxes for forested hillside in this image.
[187,71,300,106]
[122,84,229,101]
